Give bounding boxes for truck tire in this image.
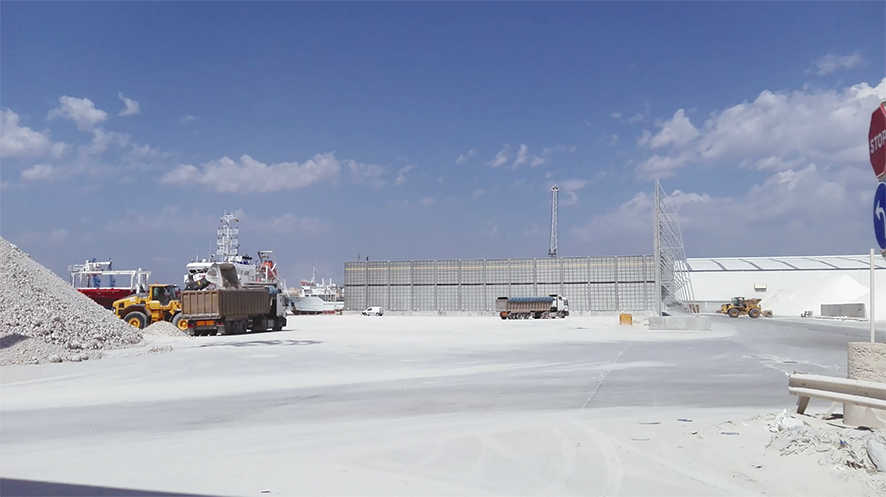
[252,317,268,333]
[172,313,188,333]
[728,308,740,318]
[272,317,284,331]
[124,311,148,329]
[748,308,761,319]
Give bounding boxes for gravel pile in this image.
[143,320,186,337]
[0,237,143,365]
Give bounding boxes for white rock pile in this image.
[0,237,143,365]
[143,320,186,337]
[767,410,886,491]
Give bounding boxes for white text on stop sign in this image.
[872,129,886,156]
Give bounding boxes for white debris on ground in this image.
[0,237,142,365]
[143,320,186,337]
[766,409,886,491]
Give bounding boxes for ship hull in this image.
[292,296,344,315]
[78,288,135,309]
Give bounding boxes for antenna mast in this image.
[548,185,559,257]
[216,211,240,261]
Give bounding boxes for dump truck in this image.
[180,287,281,336]
[496,295,569,320]
[719,297,762,318]
[113,284,186,330]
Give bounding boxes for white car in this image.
[362,306,384,316]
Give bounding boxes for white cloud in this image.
[488,145,510,167]
[162,152,342,193]
[48,96,108,130]
[511,144,546,168]
[180,114,197,124]
[812,53,863,76]
[265,213,328,235]
[635,78,886,178]
[117,92,140,116]
[84,128,130,156]
[0,109,66,159]
[395,165,415,185]
[557,178,589,206]
[420,196,436,207]
[609,134,619,146]
[472,188,486,200]
[513,144,530,167]
[348,160,386,187]
[456,148,476,164]
[572,162,866,255]
[610,112,622,119]
[643,109,699,149]
[21,164,55,181]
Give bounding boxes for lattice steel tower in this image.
[548,185,559,257]
[215,211,241,261]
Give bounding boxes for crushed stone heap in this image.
[0,237,143,365]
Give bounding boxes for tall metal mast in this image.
[548,185,559,258]
[215,211,240,261]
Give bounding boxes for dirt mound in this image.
[0,237,142,365]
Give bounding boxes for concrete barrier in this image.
[821,303,866,318]
[845,342,886,428]
[647,316,711,331]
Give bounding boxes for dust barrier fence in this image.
[344,256,656,313]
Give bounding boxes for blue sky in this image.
[1,1,884,285]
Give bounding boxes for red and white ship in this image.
[69,259,150,309]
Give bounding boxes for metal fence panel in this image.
[345,286,365,311]
[344,256,654,313]
[485,259,510,283]
[345,262,365,286]
[390,286,410,311]
[460,260,485,284]
[460,286,484,311]
[562,257,587,282]
[390,261,411,284]
[590,283,617,311]
[367,261,388,285]
[413,286,434,311]
[437,260,459,284]
[536,258,560,283]
[413,260,435,285]
[562,283,588,312]
[437,286,459,311]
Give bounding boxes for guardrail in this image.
[788,373,886,414]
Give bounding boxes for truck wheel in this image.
[172,313,188,332]
[728,308,740,318]
[748,308,761,318]
[123,311,147,329]
[272,317,284,331]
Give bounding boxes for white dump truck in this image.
[495,295,569,320]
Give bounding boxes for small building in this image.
[688,255,886,317]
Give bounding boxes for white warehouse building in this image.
[687,255,886,318]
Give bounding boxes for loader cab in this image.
[150,285,179,305]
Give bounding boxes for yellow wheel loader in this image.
[719,297,763,318]
[112,284,187,331]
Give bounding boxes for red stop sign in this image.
[870,102,886,179]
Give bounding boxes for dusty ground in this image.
[1,314,883,496]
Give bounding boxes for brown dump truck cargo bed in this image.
[181,288,270,319]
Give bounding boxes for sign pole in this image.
[872,248,876,344]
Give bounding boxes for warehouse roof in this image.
[686,255,886,272]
